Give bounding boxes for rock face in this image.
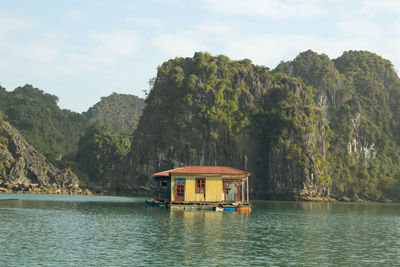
[120,52,330,199]
[273,50,400,201]
[119,51,400,201]
[0,119,85,194]
[84,93,145,135]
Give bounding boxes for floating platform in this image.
[146,199,251,212]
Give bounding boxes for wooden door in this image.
[175,184,185,202]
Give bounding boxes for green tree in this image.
[77,124,132,181]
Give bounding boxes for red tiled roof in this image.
[152,166,250,177]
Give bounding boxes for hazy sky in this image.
[1,0,400,112]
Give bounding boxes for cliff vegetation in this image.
[122,51,400,201]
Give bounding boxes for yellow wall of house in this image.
[170,177,176,202]
[171,177,174,201]
[170,174,223,202]
[205,177,222,202]
[184,178,198,202]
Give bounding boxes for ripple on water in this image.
[1,195,400,266]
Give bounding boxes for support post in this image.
[242,179,244,203]
[246,177,249,204]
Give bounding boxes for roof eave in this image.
[170,172,250,177]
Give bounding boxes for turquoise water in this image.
[1,194,400,266]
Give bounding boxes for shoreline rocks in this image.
[0,185,92,195]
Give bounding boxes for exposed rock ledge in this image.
[296,195,338,202]
[0,120,89,195]
[0,185,92,195]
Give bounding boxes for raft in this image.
[146,199,251,212]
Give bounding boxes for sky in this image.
[1,0,400,112]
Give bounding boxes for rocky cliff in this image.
[0,118,87,194]
[118,51,400,201]
[276,50,400,201]
[120,52,330,199]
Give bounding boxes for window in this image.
[160,181,168,192]
[195,178,206,194]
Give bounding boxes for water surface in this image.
[1,193,400,266]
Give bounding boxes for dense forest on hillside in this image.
[0,84,86,160]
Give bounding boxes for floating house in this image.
[151,166,250,211]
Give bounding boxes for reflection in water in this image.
[1,194,400,266]
[168,210,250,266]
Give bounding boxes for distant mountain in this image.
[76,93,145,191]
[84,93,145,135]
[0,86,145,161]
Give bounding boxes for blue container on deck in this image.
[223,207,236,211]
